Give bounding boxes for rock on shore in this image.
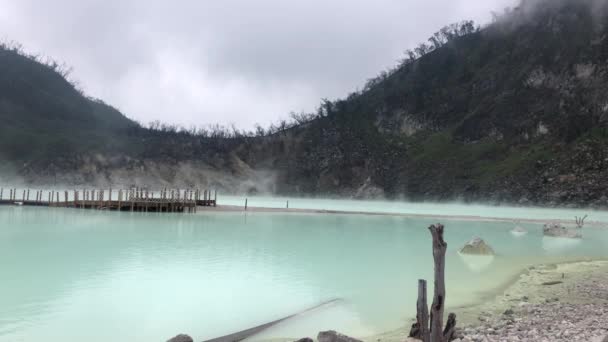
[317,331,363,342]
[167,334,193,342]
[459,237,495,255]
[542,223,582,239]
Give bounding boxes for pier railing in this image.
[0,188,217,213]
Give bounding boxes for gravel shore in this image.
[373,260,608,342]
[447,260,608,341]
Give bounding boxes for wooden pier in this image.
[0,188,217,213]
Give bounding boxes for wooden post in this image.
[27,189,30,201]
[413,279,430,342]
[214,190,217,207]
[245,198,248,210]
[0,188,3,200]
[287,200,289,209]
[22,190,25,201]
[429,224,447,342]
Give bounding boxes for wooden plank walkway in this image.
[0,188,217,213]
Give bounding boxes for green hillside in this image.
[0,44,138,163]
[2,0,608,207]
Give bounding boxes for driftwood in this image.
[575,215,587,228]
[201,299,341,342]
[541,281,563,286]
[409,224,457,342]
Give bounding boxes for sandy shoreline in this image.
[199,205,608,227]
[370,259,608,342]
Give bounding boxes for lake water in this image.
[1,200,608,342]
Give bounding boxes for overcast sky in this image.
[0,0,516,129]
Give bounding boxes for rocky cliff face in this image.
[233,0,608,207]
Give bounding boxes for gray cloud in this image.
[0,0,516,129]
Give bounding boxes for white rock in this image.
[510,226,528,237]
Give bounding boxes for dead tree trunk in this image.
[442,313,457,341]
[409,224,457,342]
[429,224,447,342]
[417,279,430,341]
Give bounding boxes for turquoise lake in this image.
[1,199,608,341]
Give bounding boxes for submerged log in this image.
[201,299,340,342]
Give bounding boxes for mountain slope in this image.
[237,0,608,206]
[2,0,608,207]
[0,44,138,163]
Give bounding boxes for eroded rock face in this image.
[317,330,363,342]
[167,334,193,342]
[543,223,582,239]
[459,237,495,255]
